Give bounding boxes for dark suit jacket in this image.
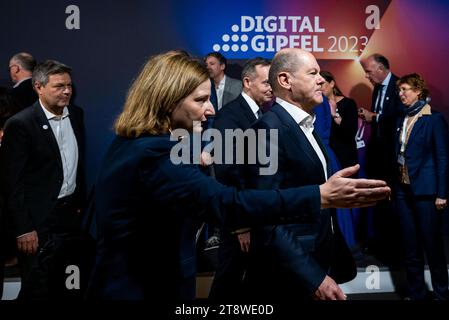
[222,76,242,107]
[367,74,404,182]
[213,94,257,188]
[10,78,38,111]
[245,103,356,300]
[86,134,323,300]
[394,107,449,198]
[0,102,85,237]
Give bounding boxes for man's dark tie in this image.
[256,109,263,119]
[374,84,385,113]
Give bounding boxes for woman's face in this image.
[398,83,420,107]
[171,80,215,132]
[321,79,334,98]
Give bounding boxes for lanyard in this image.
[355,121,365,141]
[400,113,420,153]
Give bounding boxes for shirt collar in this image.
[241,92,260,117]
[39,99,69,120]
[276,97,315,129]
[217,75,226,89]
[381,72,392,87]
[13,76,32,88]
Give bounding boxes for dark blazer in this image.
[222,76,242,107]
[330,97,358,169]
[86,134,323,300]
[0,102,85,237]
[394,108,449,198]
[245,103,356,300]
[367,74,404,182]
[213,94,258,187]
[10,78,38,111]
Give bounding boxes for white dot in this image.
[231,24,239,32]
[241,44,248,52]
[222,34,230,42]
[232,34,239,42]
[222,44,230,52]
[213,44,221,51]
[232,44,239,52]
[241,34,248,42]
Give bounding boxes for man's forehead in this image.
[48,73,71,82]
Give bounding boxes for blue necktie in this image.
[374,85,385,113]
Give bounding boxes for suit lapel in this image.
[371,85,380,111]
[382,77,395,113]
[272,105,326,181]
[238,95,257,126]
[312,130,331,178]
[406,115,426,147]
[32,103,63,170]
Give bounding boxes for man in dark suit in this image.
[358,54,404,261]
[8,52,38,110]
[245,48,356,300]
[203,52,243,246]
[205,52,242,111]
[359,53,404,185]
[209,57,272,299]
[0,60,86,299]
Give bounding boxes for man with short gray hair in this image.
[1,59,86,299]
[209,57,273,299]
[8,52,38,110]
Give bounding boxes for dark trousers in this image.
[396,184,449,300]
[17,195,93,300]
[209,230,248,300]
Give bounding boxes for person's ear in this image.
[220,63,225,72]
[277,72,291,90]
[34,82,43,95]
[242,76,251,90]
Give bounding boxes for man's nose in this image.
[317,75,325,85]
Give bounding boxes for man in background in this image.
[205,52,242,111]
[358,53,404,261]
[8,52,38,110]
[209,57,273,299]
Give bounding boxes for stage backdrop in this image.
[1,0,448,186]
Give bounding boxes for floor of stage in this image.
[2,236,449,300]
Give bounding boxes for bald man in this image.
[245,48,357,301]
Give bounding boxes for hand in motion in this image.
[313,275,347,300]
[358,107,376,122]
[237,231,250,253]
[17,230,39,255]
[320,164,391,209]
[435,198,447,210]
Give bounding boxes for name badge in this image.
[397,154,405,166]
[356,139,365,149]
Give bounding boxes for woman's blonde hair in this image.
[114,51,209,137]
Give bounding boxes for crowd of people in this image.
[0,48,447,301]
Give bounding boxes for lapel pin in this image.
[386,97,390,100]
[42,125,48,130]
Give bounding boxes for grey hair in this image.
[32,60,72,86]
[241,57,271,81]
[268,50,300,93]
[10,52,36,72]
